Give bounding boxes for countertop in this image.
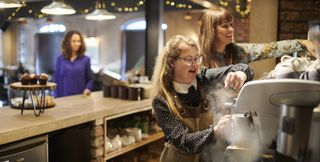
[0,91,152,145]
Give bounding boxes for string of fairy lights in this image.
[7,1,26,20]
[165,0,193,9]
[6,0,194,20]
[6,0,252,20]
[80,0,146,14]
[219,0,251,17]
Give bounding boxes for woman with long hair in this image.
[54,30,93,97]
[199,7,316,68]
[152,35,254,161]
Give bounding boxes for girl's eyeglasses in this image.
[176,55,203,66]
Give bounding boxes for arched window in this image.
[123,19,167,30]
[120,19,166,80]
[34,23,66,75]
[39,23,66,33]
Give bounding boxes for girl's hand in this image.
[214,115,233,141]
[83,89,91,96]
[224,71,247,91]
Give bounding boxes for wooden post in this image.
[145,0,164,79]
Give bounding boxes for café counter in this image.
[0,91,153,144]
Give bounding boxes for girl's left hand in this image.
[83,89,91,96]
[224,71,247,91]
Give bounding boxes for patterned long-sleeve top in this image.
[152,64,254,154]
[216,40,307,66]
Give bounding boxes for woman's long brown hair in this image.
[199,7,238,68]
[61,30,86,59]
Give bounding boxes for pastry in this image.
[20,73,30,85]
[29,73,37,85]
[38,73,48,85]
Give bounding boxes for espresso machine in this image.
[235,79,320,162]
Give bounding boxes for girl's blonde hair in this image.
[152,35,198,118]
[199,7,237,68]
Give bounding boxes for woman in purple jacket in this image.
[54,30,93,97]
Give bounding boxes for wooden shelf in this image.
[105,131,164,161]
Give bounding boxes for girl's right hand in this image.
[214,115,233,141]
[224,71,247,91]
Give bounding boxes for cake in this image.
[20,73,30,85]
[38,73,48,85]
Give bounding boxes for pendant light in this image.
[41,0,76,15]
[85,0,115,20]
[0,0,22,8]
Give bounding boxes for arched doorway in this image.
[121,19,167,80]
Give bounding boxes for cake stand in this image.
[10,82,57,117]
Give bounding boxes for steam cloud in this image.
[201,83,262,162]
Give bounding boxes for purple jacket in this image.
[54,55,93,98]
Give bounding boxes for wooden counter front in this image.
[0,91,152,145]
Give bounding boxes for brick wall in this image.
[278,0,320,40]
[91,119,105,162]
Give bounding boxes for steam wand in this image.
[244,111,258,127]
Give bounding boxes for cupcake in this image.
[29,73,37,85]
[20,73,30,85]
[38,73,48,85]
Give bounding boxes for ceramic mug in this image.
[300,60,320,81]
[103,85,111,97]
[268,55,311,79]
[118,86,129,99]
[128,87,144,100]
[110,86,119,98]
[125,127,142,142]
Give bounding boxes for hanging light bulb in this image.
[0,0,22,8]
[85,0,116,20]
[41,0,76,15]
